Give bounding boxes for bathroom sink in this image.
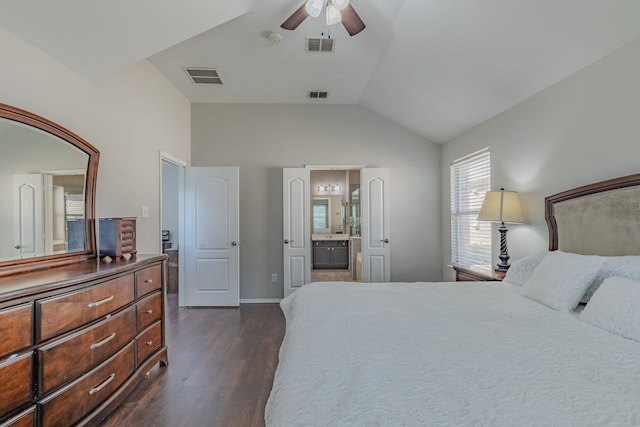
[312,234,350,241]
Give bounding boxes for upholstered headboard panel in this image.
[545,174,640,256]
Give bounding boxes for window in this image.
[313,198,330,233]
[450,148,491,267]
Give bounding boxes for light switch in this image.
[142,205,150,218]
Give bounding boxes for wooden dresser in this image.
[0,255,167,427]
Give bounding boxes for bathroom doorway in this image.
[310,169,360,282]
[283,166,390,297]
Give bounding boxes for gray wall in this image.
[441,37,640,280]
[192,104,441,300]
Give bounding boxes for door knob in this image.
[284,239,292,244]
[14,244,22,249]
[381,238,390,243]
[231,241,240,246]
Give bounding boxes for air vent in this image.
[306,37,335,53]
[308,91,328,99]
[184,67,223,84]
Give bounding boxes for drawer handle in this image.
[145,340,154,346]
[88,373,115,395]
[144,278,153,284]
[145,309,153,314]
[90,332,117,350]
[87,295,114,308]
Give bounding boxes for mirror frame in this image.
[0,103,99,277]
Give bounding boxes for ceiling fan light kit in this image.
[281,0,365,36]
[305,0,323,17]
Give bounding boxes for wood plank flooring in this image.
[99,294,285,427]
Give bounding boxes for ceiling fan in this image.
[281,0,366,36]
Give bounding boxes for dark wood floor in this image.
[99,294,285,427]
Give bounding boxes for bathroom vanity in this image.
[312,235,349,270]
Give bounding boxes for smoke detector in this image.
[268,32,283,44]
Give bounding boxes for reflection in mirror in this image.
[2,120,89,261]
[350,188,360,236]
[0,103,98,275]
[313,198,330,234]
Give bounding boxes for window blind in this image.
[450,148,491,267]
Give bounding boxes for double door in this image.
[283,168,390,297]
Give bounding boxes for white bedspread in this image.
[265,282,640,427]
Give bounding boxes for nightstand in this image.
[453,265,504,282]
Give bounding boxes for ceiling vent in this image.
[306,37,335,53]
[184,67,223,84]
[308,91,328,99]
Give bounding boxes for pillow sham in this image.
[579,277,640,342]
[581,256,640,303]
[503,251,547,286]
[519,251,603,312]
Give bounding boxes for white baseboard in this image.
[240,298,282,304]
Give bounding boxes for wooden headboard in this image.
[545,173,640,256]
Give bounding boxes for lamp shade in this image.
[477,189,524,223]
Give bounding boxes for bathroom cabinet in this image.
[313,240,349,270]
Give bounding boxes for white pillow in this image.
[504,251,547,285]
[519,251,603,312]
[579,277,640,342]
[581,256,640,303]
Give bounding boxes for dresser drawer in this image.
[0,353,32,420]
[0,303,32,359]
[38,342,135,427]
[135,265,161,298]
[136,321,162,366]
[37,306,136,396]
[136,292,162,332]
[0,406,35,427]
[37,275,135,342]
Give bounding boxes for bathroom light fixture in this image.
[317,184,342,192]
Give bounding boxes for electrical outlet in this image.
[271,273,278,283]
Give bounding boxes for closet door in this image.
[282,168,311,297]
[360,168,390,282]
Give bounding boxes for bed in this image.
[265,174,640,427]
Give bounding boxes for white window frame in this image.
[450,148,491,267]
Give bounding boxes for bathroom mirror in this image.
[0,103,99,276]
[350,188,360,236]
[313,196,348,234]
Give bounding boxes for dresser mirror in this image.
[0,103,99,276]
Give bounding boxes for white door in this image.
[283,168,311,298]
[361,168,391,282]
[13,174,44,258]
[183,167,240,307]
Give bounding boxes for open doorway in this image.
[309,169,360,282]
[160,153,187,302]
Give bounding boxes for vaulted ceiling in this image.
[2,1,640,143]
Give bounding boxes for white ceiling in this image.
[2,0,640,143]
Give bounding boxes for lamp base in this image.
[495,222,510,273]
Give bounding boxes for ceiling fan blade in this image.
[281,3,309,30]
[341,4,366,36]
